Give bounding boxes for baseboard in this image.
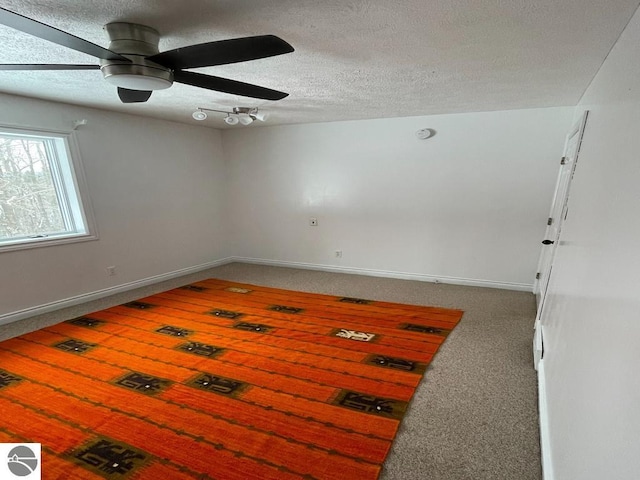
[538,360,554,480]
[231,257,534,292]
[2,256,533,326]
[0,257,234,326]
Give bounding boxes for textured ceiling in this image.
[0,0,639,128]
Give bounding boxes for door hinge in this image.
[560,156,567,165]
[536,272,541,280]
[547,217,553,226]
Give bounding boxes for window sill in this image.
[0,233,99,253]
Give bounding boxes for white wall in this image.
[223,108,573,289]
[0,97,573,323]
[0,94,229,320]
[539,5,640,480]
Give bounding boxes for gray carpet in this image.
[1,262,541,480]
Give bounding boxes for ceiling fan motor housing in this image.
[100,22,173,90]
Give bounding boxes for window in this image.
[0,126,96,251]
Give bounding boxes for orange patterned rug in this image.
[0,279,463,479]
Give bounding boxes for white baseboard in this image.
[1,256,532,326]
[538,360,554,480]
[0,257,234,326]
[231,257,534,292]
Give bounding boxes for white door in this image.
[532,111,588,368]
[534,111,588,307]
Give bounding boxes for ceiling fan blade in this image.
[174,70,288,101]
[117,88,152,103]
[148,35,294,70]
[0,64,99,70]
[0,7,130,62]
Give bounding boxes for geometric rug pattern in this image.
[0,279,463,479]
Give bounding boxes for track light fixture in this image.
[191,107,268,125]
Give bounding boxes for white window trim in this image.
[0,125,98,253]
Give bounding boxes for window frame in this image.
[0,125,98,252]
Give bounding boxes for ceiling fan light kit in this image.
[100,22,173,91]
[0,6,294,104]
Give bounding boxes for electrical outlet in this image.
[106,266,117,276]
[309,217,318,226]
[335,250,342,258]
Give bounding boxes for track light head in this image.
[238,114,254,125]
[192,110,207,121]
[224,114,239,125]
[252,110,268,122]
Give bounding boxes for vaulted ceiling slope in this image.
[0,1,638,128]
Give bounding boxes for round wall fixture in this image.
[416,128,435,140]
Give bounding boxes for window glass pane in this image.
[0,135,67,239]
[0,127,94,250]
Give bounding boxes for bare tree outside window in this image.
[0,128,95,251]
[0,136,66,238]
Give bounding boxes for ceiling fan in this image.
[0,7,294,103]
